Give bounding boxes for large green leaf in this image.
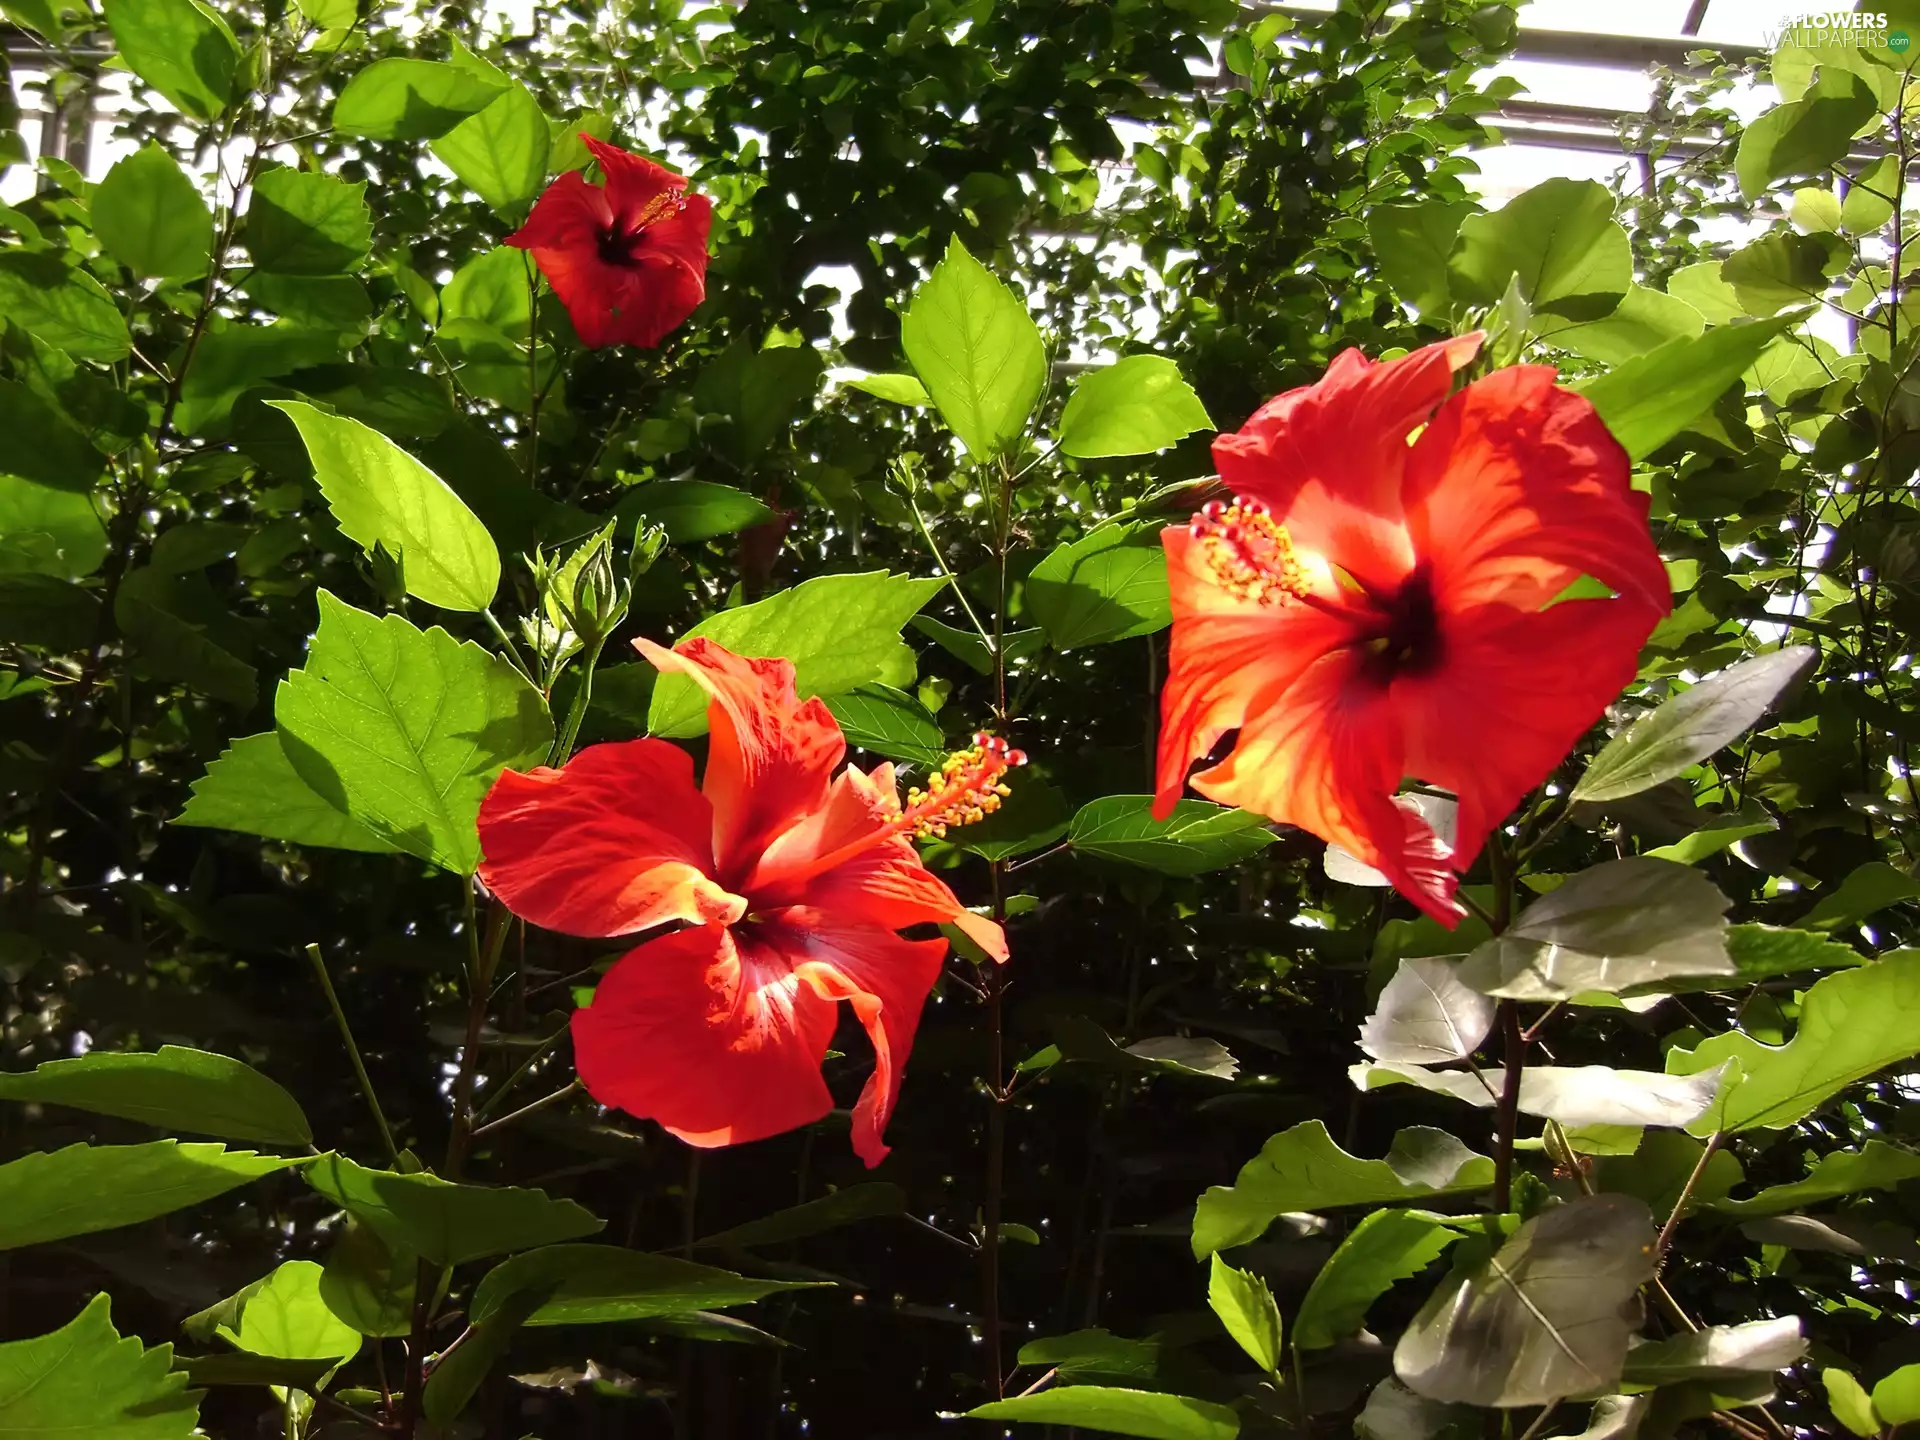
[1876,1365,1920,1428]
[432,83,552,220]
[1799,861,1920,931]
[1207,1254,1281,1373]
[0,474,105,578]
[1394,1194,1658,1407]
[440,245,531,332]
[320,1217,416,1337]
[245,168,373,276]
[0,1294,200,1438]
[691,344,824,463]
[304,1153,602,1267]
[468,1243,817,1326]
[101,0,241,120]
[965,1386,1241,1439]
[611,480,774,543]
[1736,71,1877,201]
[0,1141,303,1249]
[821,686,946,767]
[218,1260,360,1365]
[647,571,946,738]
[1456,858,1733,999]
[1721,233,1847,315]
[1639,924,1863,995]
[1447,178,1631,321]
[1191,1121,1493,1258]
[1712,1140,1920,1218]
[1578,314,1803,461]
[1826,1369,1882,1438]
[1618,1318,1805,1387]
[1547,283,1703,364]
[270,402,498,611]
[274,593,552,874]
[953,772,1072,862]
[175,323,349,435]
[1359,956,1496,1067]
[331,59,509,140]
[1057,356,1211,458]
[694,1183,907,1250]
[1027,523,1170,649]
[1367,199,1475,317]
[1294,1209,1463,1351]
[0,252,132,362]
[0,378,106,492]
[900,236,1047,460]
[1667,950,1920,1134]
[0,1045,310,1146]
[1351,1059,1727,1130]
[92,144,212,280]
[1573,649,1815,803]
[1067,796,1273,875]
[175,731,400,854]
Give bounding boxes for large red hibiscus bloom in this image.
[506,136,712,349]
[477,638,1016,1166]
[1153,335,1669,925]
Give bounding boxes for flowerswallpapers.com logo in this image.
[1765,11,1911,51]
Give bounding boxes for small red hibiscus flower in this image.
[477,637,1019,1166]
[1153,334,1670,926]
[506,136,712,349]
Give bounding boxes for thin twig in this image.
[1655,1131,1724,1260]
[304,944,399,1166]
[471,1078,582,1140]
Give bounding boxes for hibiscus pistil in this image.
[1190,498,1309,607]
[900,734,1028,839]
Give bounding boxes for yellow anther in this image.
[901,733,1028,840]
[1190,497,1308,607]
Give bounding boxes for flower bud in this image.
[369,541,407,609]
[627,523,669,583]
[571,543,621,641]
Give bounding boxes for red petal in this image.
[1399,595,1665,875]
[505,171,611,254]
[1188,647,1462,925]
[636,193,713,280]
[571,923,837,1149]
[478,740,744,936]
[1153,525,1361,821]
[770,909,947,1168]
[583,136,686,225]
[1405,366,1671,616]
[634,637,846,886]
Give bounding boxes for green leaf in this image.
[1736,71,1877,201]
[822,686,946,767]
[691,343,823,464]
[0,377,106,492]
[1547,283,1703,365]
[173,1352,336,1390]
[422,1277,547,1428]
[176,731,400,854]
[0,252,132,362]
[331,58,509,141]
[102,0,241,120]
[1573,649,1815,803]
[1367,200,1475,317]
[1790,186,1842,234]
[1712,1140,1920,1218]
[1618,1319,1805,1387]
[1049,1015,1238,1081]
[964,1386,1241,1439]
[432,83,552,219]
[1018,1330,1160,1382]
[953,773,1072,862]
[1800,860,1920,931]
[1455,858,1734,999]
[270,402,498,611]
[469,1243,816,1326]
[320,1217,415,1337]
[1359,956,1496,1067]
[92,144,212,280]
[1448,178,1631,321]
[1668,262,1744,325]
[842,371,930,406]
[1192,1121,1493,1258]
[1874,1365,1920,1428]
[113,569,257,709]
[910,615,1045,675]
[0,1045,310,1146]
[1352,1059,1726,1131]
[1722,233,1846,315]
[151,521,250,574]
[440,245,530,331]
[1638,924,1864,994]
[900,236,1047,460]
[1577,313,1801,461]
[0,1294,200,1438]
[1027,523,1170,649]
[274,593,552,874]
[0,573,101,649]
[1840,154,1898,233]
[1295,1209,1463,1351]
[222,1260,360,1365]
[1591,1130,1744,1217]
[1067,796,1273,875]
[1825,1369,1881,1438]
[694,1183,907,1250]
[1207,1254,1282,1373]
[647,572,945,738]
[611,480,774,543]
[1645,807,1778,866]
[175,322,348,435]
[1666,950,1920,1134]
[245,167,372,276]
[1394,1194,1658,1408]
[1057,356,1211,458]
[304,1153,603,1267]
[0,1141,303,1249]
[0,474,105,579]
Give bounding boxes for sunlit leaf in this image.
[1711,1139,1920,1218]
[1067,796,1273,875]
[1027,523,1170,649]
[1351,1059,1728,1130]
[1359,956,1496,1067]
[176,731,401,854]
[0,1294,200,1437]
[1448,178,1630,321]
[1057,355,1210,458]
[92,145,212,280]
[1207,1254,1281,1373]
[1619,1318,1805,1387]
[332,58,508,140]
[0,1142,304,1249]
[0,1045,310,1146]
[1294,1209,1463,1351]
[964,1385,1241,1439]
[468,1243,817,1326]
[305,1153,603,1267]
[900,236,1047,460]
[102,0,241,120]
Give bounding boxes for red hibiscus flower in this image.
[506,136,712,349]
[1152,335,1669,925]
[477,637,1018,1166]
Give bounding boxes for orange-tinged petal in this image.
[770,909,948,1168]
[1405,366,1670,616]
[478,739,744,935]
[635,637,846,888]
[571,924,837,1150]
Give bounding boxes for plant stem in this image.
[551,630,609,764]
[305,944,399,1166]
[444,894,513,1180]
[906,483,994,655]
[482,608,534,681]
[1487,839,1522,1211]
[471,1078,581,1140]
[470,1025,567,1125]
[1655,1131,1724,1260]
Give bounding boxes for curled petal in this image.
[636,637,845,886]
[478,740,743,936]
[505,170,612,255]
[571,924,836,1150]
[583,135,686,222]
[770,909,948,1168]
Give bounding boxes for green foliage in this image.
[1067,797,1273,875]
[1293,1210,1462,1351]
[0,1295,200,1437]
[900,237,1047,461]
[92,145,213,280]
[1206,1254,1282,1373]
[1057,356,1211,459]
[101,0,241,120]
[304,1153,603,1266]
[0,1045,310,1146]
[331,59,508,140]
[0,1142,303,1249]
[246,168,374,276]
[468,1244,817,1326]
[1026,523,1170,649]
[965,1386,1241,1439]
